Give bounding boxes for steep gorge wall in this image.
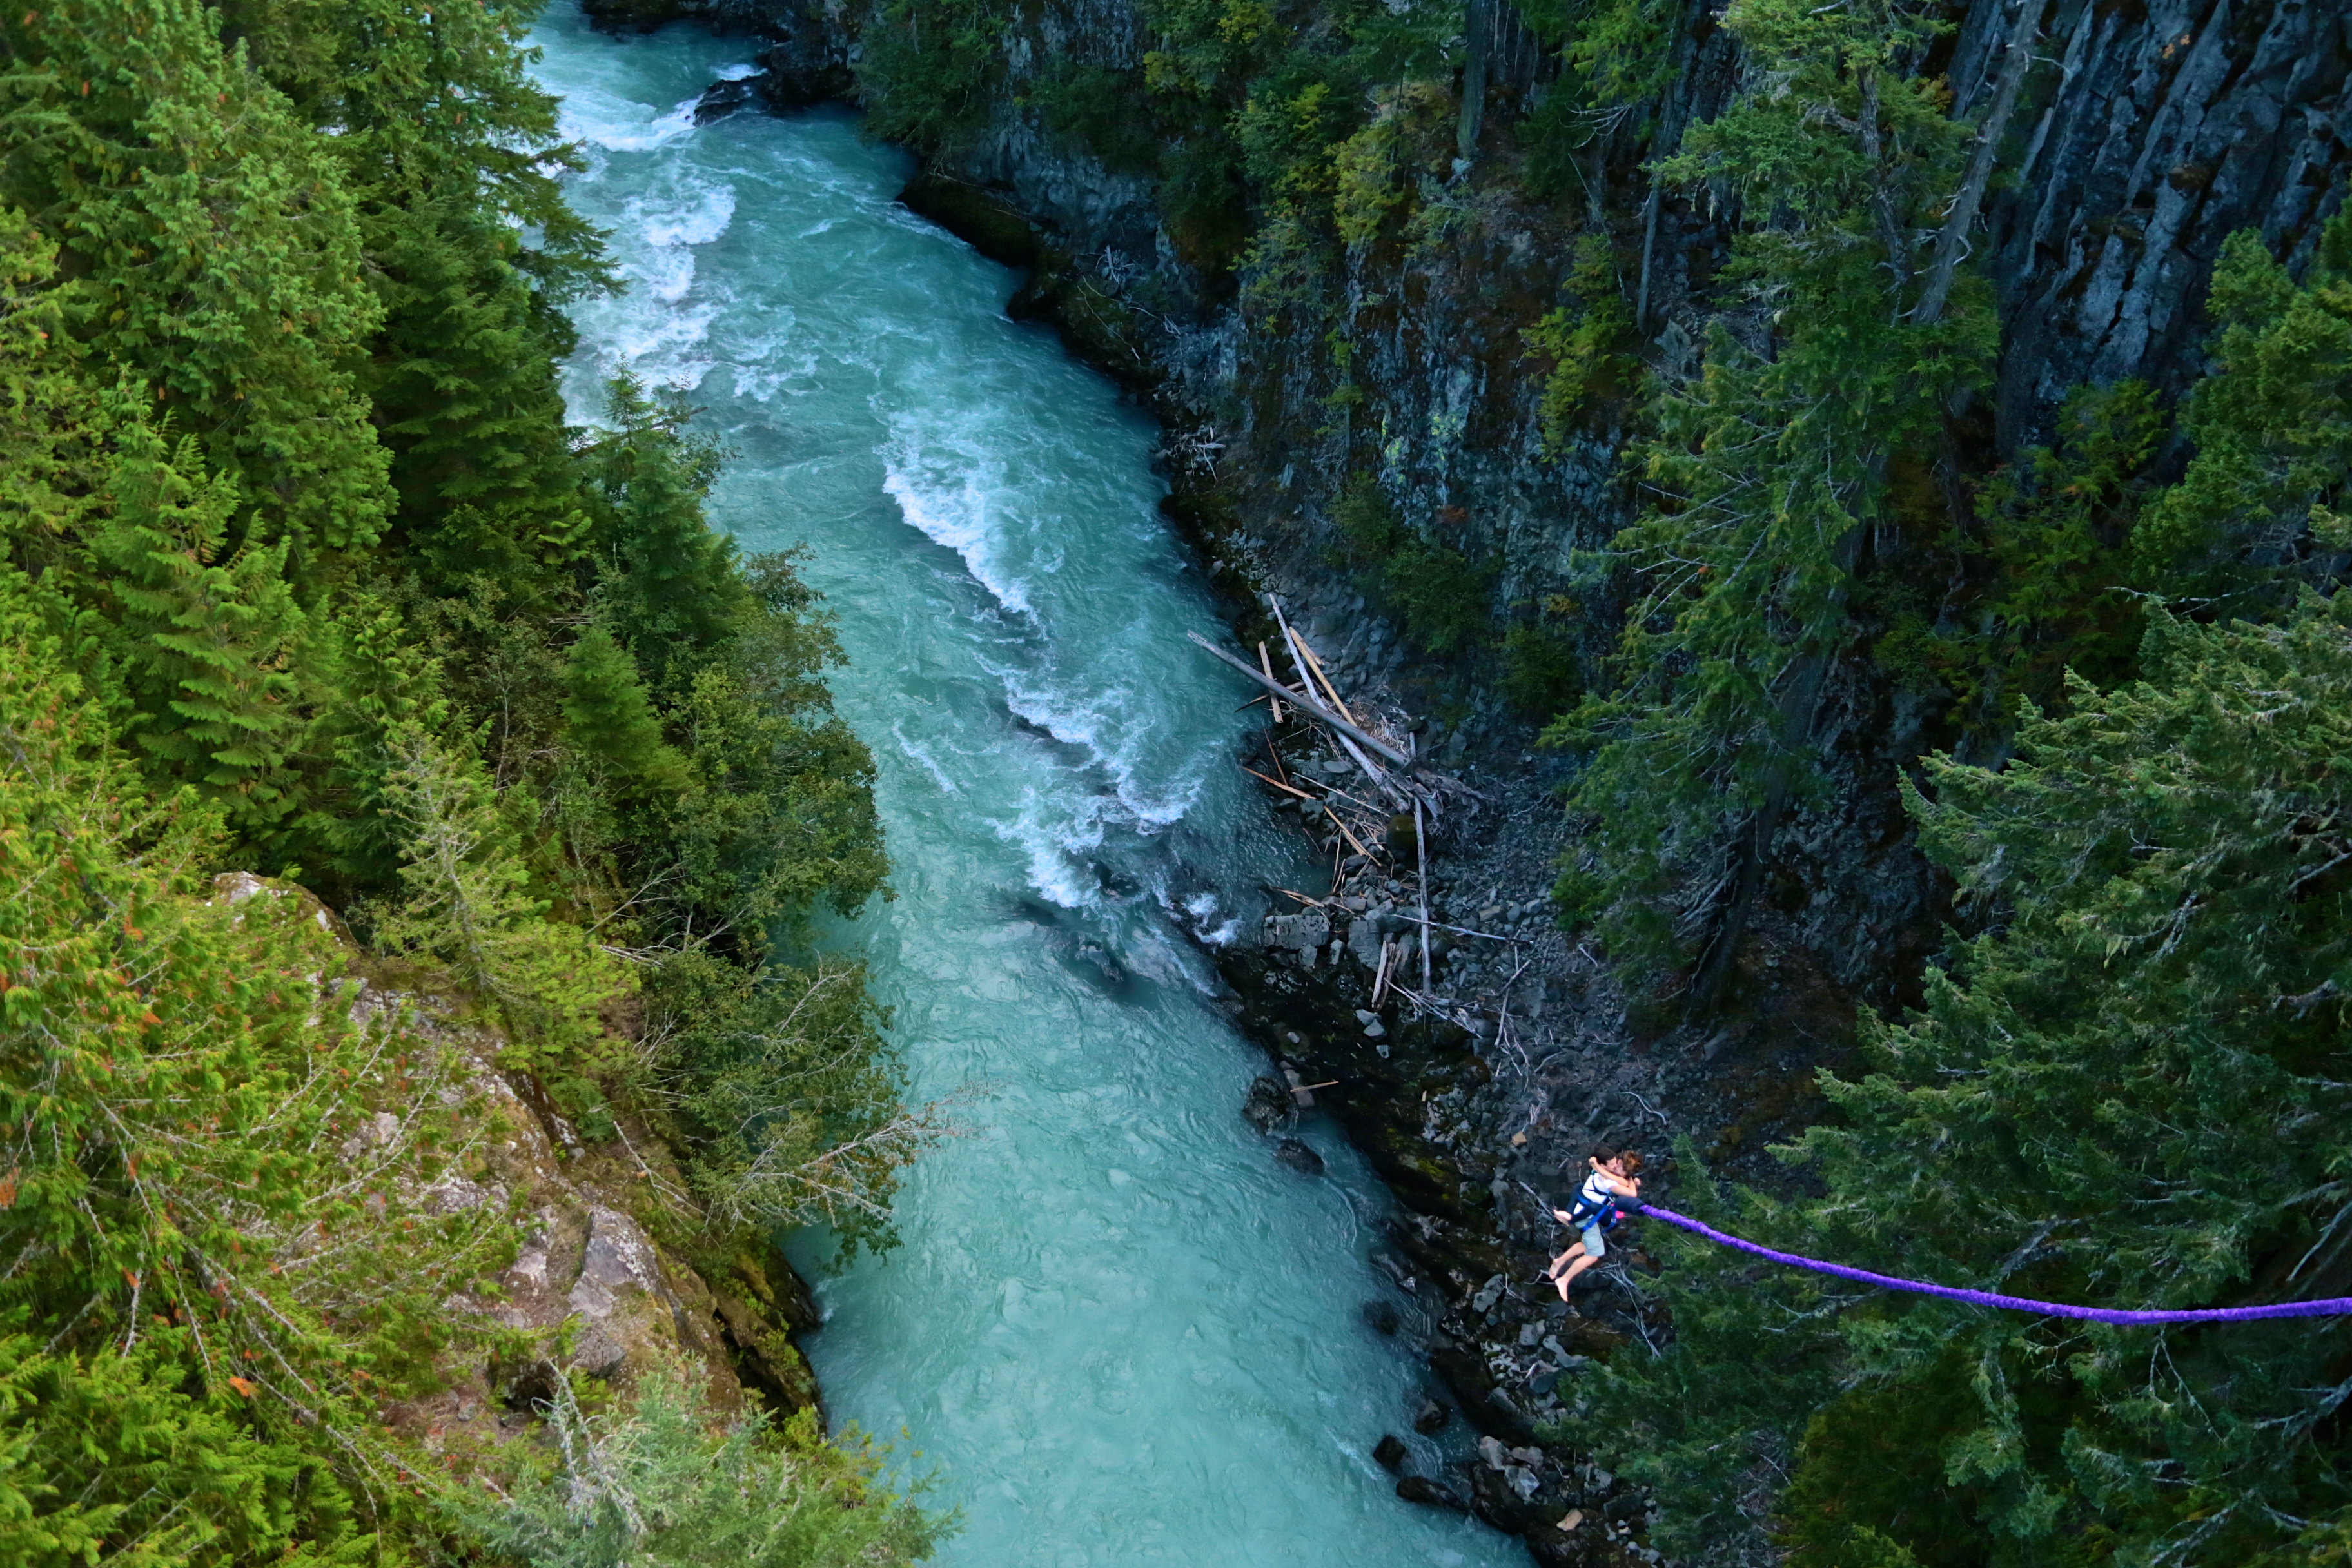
[680,0,2352,1004]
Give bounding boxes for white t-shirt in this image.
[1578,1169,1620,1216]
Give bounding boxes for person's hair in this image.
[1618,1150,1645,1174]
[1592,1144,1622,1165]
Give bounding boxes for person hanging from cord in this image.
[1545,1146,1643,1301]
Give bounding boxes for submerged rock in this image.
[1274,1137,1325,1176]
[1413,1396,1451,1435]
[692,76,762,124]
[1373,1433,1408,1471]
[1360,1299,1401,1336]
[1395,1475,1467,1511]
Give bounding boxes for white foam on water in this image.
[881,423,1031,616]
[987,792,1108,910]
[638,182,737,249]
[712,60,761,80]
[559,86,700,152]
[892,721,960,797]
[579,295,718,387]
[725,320,816,402]
[994,665,1201,836]
[1182,892,1240,947]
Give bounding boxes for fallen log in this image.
[1257,641,1286,723]
[1185,633,1415,769]
[1241,763,1315,801]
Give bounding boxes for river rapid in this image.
[530,15,1522,1565]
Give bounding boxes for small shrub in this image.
[1329,478,1496,656]
[1500,622,1584,717]
[1035,63,1161,176]
[1523,233,1637,453]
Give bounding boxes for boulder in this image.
[1373,1433,1409,1471]
[1264,908,1331,954]
[1274,1138,1325,1177]
[1396,1475,1468,1511]
[1413,1397,1451,1435]
[1241,1075,1292,1134]
[692,76,763,124]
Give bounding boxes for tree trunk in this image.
[1914,0,2046,327]
[1456,0,1491,167]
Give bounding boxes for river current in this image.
[531,15,1520,1565]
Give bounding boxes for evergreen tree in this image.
[1592,594,2352,1564]
[217,0,607,592]
[462,1369,943,1568]
[0,0,393,561]
[583,376,746,691]
[0,584,502,1545]
[2133,207,2352,609]
[564,621,689,795]
[371,723,634,1107]
[84,418,309,832]
[1553,0,1990,993]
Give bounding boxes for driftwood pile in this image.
[1188,594,1487,1003]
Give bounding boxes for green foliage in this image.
[371,724,635,1108]
[85,424,311,829]
[1553,0,1992,979]
[580,377,746,692]
[1329,476,1496,656]
[1034,63,1160,177]
[0,0,393,559]
[564,623,687,796]
[0,1331,377,1568]
[464,1370,943,1568]
[1330,106,1404,250]
[0,592,511,1547]
[1518,0,1681,162]
[1522,233,1636,452]
[857,0,1012,155]
[1593,596,2352,1563]
[651,952,937,1262]
[1875,380,2161,718]
[2133,206,2352,607]
[0,3,930,1562]
[1498,617,1583,718]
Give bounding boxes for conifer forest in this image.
[4,0,2351,1565]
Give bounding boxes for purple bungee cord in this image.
[1636,1204,2352,1325]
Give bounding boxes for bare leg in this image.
[1556,1251,1602,1300]
[1545,1242,1586,1282]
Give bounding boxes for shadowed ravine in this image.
[529,13,1525,1565]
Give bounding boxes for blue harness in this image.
[1563,1179,1622,1232]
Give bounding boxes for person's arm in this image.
[1599,1171,1640,1197]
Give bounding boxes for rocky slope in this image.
[587,2,2352,1560]
[217,874,825,1462]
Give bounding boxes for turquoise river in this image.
[531,14,1524,1565]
